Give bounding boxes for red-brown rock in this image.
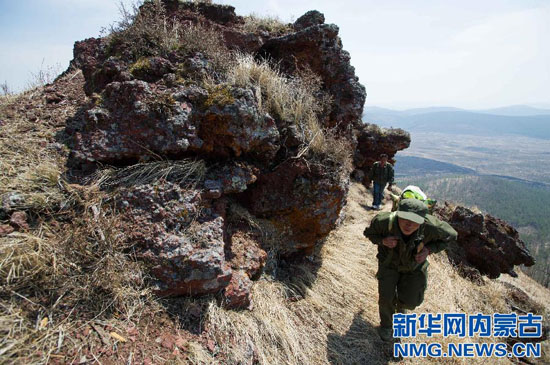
[118,182,232,296]
[0,224,14,236]
[226,229,267,279]
[222,270,253,309]
[353,123,411,184]
[244,158,349,255]
[433,204,535,280]
[10,211,29,231]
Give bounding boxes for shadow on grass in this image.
[327,311,399,365]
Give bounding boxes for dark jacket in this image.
[363,211,457,272]
[368,162,394,186]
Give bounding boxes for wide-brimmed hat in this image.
[396,198,428,224]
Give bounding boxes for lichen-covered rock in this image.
[130,57,175,82]
[245,158,349,255]
[353,123,411,184]
[118,182,232,296]
[64,2,368,303]
[2,192,25,213]
[204,162,260,198]
[433,204,535,280]
[69,81,279,166]
[222,270,253,309]
[259,22,366,132]
[197,86,280,161]
[293,10,325,31]
[70,80,199,165]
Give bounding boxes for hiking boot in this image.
[377,326,393,342]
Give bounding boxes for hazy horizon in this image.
[1,0,549,109]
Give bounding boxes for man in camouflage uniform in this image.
[363,199,457,341]
[367,154,394,210]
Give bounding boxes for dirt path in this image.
[207,182,550,364]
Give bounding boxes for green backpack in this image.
[392,186,436,213]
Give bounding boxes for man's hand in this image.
[382,236,398,248]
[415,247,430,263]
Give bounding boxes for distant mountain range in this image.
[393,155,476,177]
[363,105,550,139]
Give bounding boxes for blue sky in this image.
[1,0,549,109]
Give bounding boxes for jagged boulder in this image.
[162,0,267,53]
[434,204,535,280]
[259,22,366,132]
[165,1,241,26]
[69,79,280,167]
[353,123,411,183]
[244,158,349,255]
[293,11,325,31]
[222,270,253,309]
[226,228,267,279]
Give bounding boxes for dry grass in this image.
[227,53,328,154]
[0,199,157,363]
[0,84,159,364]
[0,110,66,213]
[204,183,550,364]
[91,159,207,189]
[241,14,293,35]
[107,0,231,71]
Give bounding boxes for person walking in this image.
[367,154,394,210]
[363,198,457,341]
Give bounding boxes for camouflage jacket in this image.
[363,211,457,272]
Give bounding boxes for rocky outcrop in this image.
[293,11,325,31]
[259,23,366,133]
[434,204,535,281]
[62,1,387,308]
[353,123,411,184]
[118,182,232,296]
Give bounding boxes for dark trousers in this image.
[373,182,384,206]
[376,263,428,328]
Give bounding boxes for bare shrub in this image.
[26,60,62,90]
[1,81,11,96]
